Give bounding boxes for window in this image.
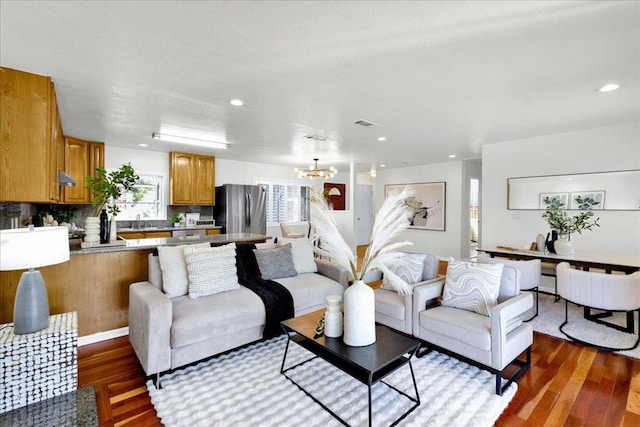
[256,180,310,226]
[113,173,166,220]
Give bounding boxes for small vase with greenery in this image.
[170,214,182,227]
[86,164,139,217]
[541,205,600,238]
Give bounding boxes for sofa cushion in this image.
[374,288,405,320]
[382,253,426,291]
[157,242,210,298]
[170,286,265,349]
[279,237,318,274]
[184,243,239,299]
[441,260,503,317]
[420,306,492,351]
[275,273,344,315]
[253,244,297,280]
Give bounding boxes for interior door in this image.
[356,184,373,246]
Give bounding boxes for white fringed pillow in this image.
[278,238,317,274]
[441,260,503,317]
[157,242,210,298]
[381,253,426,291]
[184,243,240,299]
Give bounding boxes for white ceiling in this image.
[1,1,638,173]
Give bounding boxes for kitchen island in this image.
[0,233,268,338]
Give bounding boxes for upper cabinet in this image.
[169,152,215,205]
[0,67,62,202]
[62,136,104,204]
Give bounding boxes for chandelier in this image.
[294,158,337,179]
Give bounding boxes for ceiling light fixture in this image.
[370,168,377,178]
[377,137,387,142]
[138,143,148,147]
[294,158,337,179]
[380,164,386,168]
[151,132,230,149]
[599,83,620,92]
[230,98,244,106]
[448,154,456,158]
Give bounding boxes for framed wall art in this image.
[384,182,446,231]
[539,192,569,209]
[569,191,605,210]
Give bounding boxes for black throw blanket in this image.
[235,244,294,338]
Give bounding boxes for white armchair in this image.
[371,252,442,334]
[557,262,640,351]
[412,263,533,395]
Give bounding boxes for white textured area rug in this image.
[147,335,516,427]
[530,293,640,359]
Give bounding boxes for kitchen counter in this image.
[70,233,268,255]
[115,225,222,232]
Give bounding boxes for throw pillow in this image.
[253,243,297,280]
[157,242,210,298]
[441,260,503,317]
[279,238,318,274]
[381,253,426,291]
[184,243,240,299]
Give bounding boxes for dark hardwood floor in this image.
[79,332,640,426]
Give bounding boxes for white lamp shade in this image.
[0,226,70,271]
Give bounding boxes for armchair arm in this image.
[412,277,445,334]
[315,258,350,288]
[129,281,172,376]
[490,292,533,370]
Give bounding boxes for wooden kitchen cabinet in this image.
[0,67,64,202]
[118,230,172,239]
[169,151,215,205]
[62,136,104,203]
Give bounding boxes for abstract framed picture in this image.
[570,191,605,210]
[539,192,569,209]
[384,182,446,231]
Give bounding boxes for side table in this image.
[0,312,78,413]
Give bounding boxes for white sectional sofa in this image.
[129,242,348,383]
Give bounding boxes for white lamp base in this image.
[13,269,50,334]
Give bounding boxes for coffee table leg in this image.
[280,330,291,374]
[368,373,373,427]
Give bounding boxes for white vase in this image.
[343,280,376,346]
[84,216,100,243]
[554,234,574,256]
[324,295,343,338]
[109,217,118,242]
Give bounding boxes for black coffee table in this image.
[280,311,420,426]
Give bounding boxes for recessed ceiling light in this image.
[377,137,387,142]
[380,164,386,168]
[448,154,456,158]
[599,83,620,92]
[230,99,244,106]
[138,143,148,147]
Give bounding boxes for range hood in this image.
[58,171,76,186]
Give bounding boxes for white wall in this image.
[375,161,464,259]
[482,122,640,256]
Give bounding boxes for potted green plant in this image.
[170,214,182,228]
[541,206,600,255]
[84,164,138,243]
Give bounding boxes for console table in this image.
[0,312,78,413]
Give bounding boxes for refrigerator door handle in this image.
[246,193,251,227]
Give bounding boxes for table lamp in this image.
[0,226,70,334]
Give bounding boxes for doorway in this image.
[470,178,479,258]
[356,184,373,246]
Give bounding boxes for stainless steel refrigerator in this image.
[214,184,266,234]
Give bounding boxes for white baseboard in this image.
[78,327,129,347]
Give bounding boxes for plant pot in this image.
[554,234,574,256]
[342,280,376,346]
[84,217,100,243]
[173,222,181,228]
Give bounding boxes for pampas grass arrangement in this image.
[310,186,415,294]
